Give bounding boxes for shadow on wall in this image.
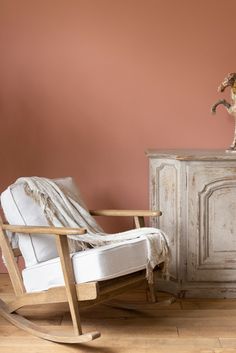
[0,78,134,232]
[0,77,51,189]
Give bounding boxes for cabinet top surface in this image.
[145,149,236,161]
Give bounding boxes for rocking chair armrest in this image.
[89,209,162,217]
[1,224,87,236]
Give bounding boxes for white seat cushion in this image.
[22,237,148,292]
[0,177,84,267]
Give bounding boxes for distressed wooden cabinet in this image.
[146,149,236,298]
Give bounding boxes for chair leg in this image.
[146,281,157,303]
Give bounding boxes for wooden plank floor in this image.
[1,275,236,353]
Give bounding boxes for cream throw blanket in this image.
[15,177,170,284]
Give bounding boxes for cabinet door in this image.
[187,162,236,282]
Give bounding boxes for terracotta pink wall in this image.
[0,0,236,270]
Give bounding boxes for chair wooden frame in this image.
[0,209,162,344]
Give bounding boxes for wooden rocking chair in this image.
[0,177,166,344]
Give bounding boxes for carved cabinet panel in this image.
[147,150,236,297]
[187,164,236,282]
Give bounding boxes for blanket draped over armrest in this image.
[13,177,170,284]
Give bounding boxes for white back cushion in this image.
[1,177,83,267]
